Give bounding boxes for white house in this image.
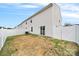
[1,3,79,50]
[15,3,79,44]
[16,3,62,40]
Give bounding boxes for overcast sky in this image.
[0,3,79,28]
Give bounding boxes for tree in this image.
[64,23,73,26]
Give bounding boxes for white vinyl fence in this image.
[0,25,79,50]
[62,25,79,44]
[0,28,27,50]
[62,26,76,42]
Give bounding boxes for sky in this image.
[0,3,79,28]
[0,3,47,28]
[58,3,79,25]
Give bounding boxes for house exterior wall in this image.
[15,3,79,44]
[16,22,27,29]
[26,6,53,37]
[15,3,62,39]
[52,4,62,39]
[25,3,62,39]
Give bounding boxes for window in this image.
[42,26,45,35]
[40,26,42,35]
[30,20,32,23]
[31,27,33,32]
[40,26,45,35]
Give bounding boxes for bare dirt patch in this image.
[0,34,79,56]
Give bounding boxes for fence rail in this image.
[0,29,27,50]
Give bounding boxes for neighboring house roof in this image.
[63,24,79,27]
[74,24,79,25]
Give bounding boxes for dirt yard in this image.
[0,34,79,56]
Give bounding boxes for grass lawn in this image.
[0,33,79,56]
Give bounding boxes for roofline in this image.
[15,3,53,28]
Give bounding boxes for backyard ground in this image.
[0,33,79,56]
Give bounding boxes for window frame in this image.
[31,26,33,32]
[30,20,32,23]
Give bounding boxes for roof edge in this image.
[15,3,53,28]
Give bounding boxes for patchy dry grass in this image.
[0,33,79,56]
